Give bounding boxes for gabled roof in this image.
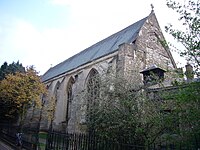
[42,16,148,82]
[140,64,166,73]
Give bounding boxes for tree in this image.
[160,82,200,148]
[164,1,200,147]
[79,71,168,147]
[79,68,200,148]
[0,61,25,80]
[0,67,47,125]
[165,0,200,75]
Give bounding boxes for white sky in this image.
[0,0,186,75]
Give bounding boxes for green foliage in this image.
[80,68,200,147]
[0,61,25,80]
[165,0,200,75]
[80,72,171,146]
[86,76,142,143]
[160,82,200,146]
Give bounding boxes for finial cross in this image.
[151,4,154,11]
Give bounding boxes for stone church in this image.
[36,10,177,133]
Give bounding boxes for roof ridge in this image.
[49,16,148,67]
[42,15,149,82]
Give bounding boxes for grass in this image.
[39,132,47,139]
[38,132,47,150]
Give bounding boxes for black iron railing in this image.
[45,131,200,150]
[1,124,199,150]
[45,131,145,150]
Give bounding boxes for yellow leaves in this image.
[0,67,47,117]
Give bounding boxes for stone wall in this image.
[41,53,118,133]
[135,12,177,86]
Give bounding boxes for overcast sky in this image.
[0,0,186,75]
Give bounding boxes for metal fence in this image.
[1,124,199,150]
[45,131,146,150]
[45,131,200,150]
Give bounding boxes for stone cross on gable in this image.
[151,4,154,11]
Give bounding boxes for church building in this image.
[37,10,177,133]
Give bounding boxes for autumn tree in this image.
[165,0,200,75]
[0,67,47,125]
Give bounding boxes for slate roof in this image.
[42,16,148,82]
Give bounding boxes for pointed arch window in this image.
[87,69,100,103]
[54,81,61,105]
[50,81,60,128]
[66,77,75,124]
[86,69,100,133]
